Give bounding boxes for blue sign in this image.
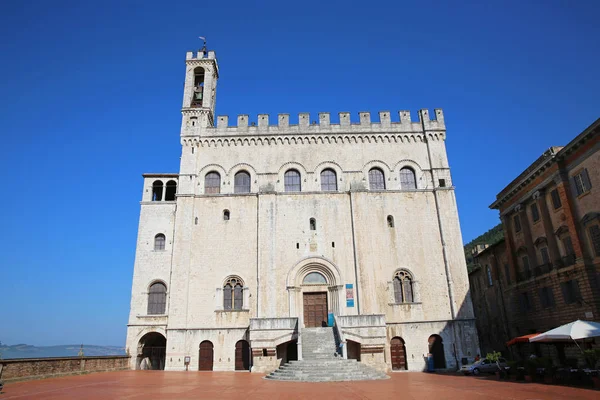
[346,284,354,307]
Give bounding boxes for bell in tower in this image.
[191,67,205,108]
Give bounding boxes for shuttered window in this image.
[540,247,550,264]
[148,283,167,315]
[530,203,540,222]
[560,280,581,304]
[551,189,562,209]
[589,225,600,257]
[572,169,592,196]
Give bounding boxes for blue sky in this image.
[0,0,598,347]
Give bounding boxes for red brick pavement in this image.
[1,371,597,399]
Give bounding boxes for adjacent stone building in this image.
[470,117,600,359]
[125,45,479,373]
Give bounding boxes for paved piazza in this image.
[2,371,597,399]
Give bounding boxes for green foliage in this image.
[464,223,504,272]
[486,351,502,363]
[584,349,600,368]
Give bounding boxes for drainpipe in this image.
[348,191,361,314]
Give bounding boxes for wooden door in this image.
[199,341,214,371]
[303,292,328,327]
[428,335,446,369]
[390,337,407,370]
[235,340,250,370]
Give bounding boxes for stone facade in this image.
[470,117,600,360]
[125,46,479,373]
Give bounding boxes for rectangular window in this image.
[551,189,562,209]
[514,215,522,233]
[530,203,540,222]
[572,169,592,196]
[562,236,574,256]
[504,263,511,285]
[589,225,600,257]
[540,247,550,264]
[522,256,530,273]
[519,292,531,312]
[560,280,581,304]
[539,287,555,308]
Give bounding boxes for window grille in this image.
[234,171,251,193]
[205,172,221,194]
[148,282,167,315]
[284,170,301,192]
[399,168,416,190]
[368,168,385,190]
[320,169,337,191]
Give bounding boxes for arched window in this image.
[223,209,230,220]
[205,172,221,194]
[152,180,163,201]
[393,270,414,303]
[310,218,316,231]
[234,171,251,193]
[284,169,301,192]
[486,265,493,286]
[165,180,177,201]
[320,169,337,191]
[368,168,385,190]
[191,67,205,107]
[147,282,167,314]
[223,277,244,310]
[387,215,394,228]
[154,234,166,251]
[303,272,327,284]
[400,167,417,190]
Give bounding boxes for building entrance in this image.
[303,292,328,327]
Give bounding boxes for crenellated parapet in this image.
[181,109,446,138]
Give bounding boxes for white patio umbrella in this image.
[530,320,600,342]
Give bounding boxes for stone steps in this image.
[265,327,388,382]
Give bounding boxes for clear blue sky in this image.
[1,0,598,347]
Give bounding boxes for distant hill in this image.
[0,343,126,359]
[464,223,504,272]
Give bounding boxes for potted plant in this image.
[539,357,555,384]
[525,357,538,382]
[486,351,503,379]
[584,349,600,389]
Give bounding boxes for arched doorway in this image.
[390,337,407,370]
[137,332,166,370]
[235,340,250,371]
[199,341,214,371]
[428,334,446,369]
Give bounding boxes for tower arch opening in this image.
[191,67,205,107]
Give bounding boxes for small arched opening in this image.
[137,332,166,370]
[309,218,316,231]
[223,209,230,221]
[152,180,163,201]
[165,180,177,201]
[428,334,446,369]
[387,215,394,228]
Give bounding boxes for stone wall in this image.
[0,356,130,383]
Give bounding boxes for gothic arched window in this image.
[320,169,337,191]
[205,172,221,194]
[400,167,417,190]
[369,168,385,190]
[284,169,301,192]
[234,171,251,193]
[393,270,414,303]
[223,276,244,310]
[148,282,167,315]
[154,234,166,251]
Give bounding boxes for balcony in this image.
[556,253,576,269]
[534,263,554,277]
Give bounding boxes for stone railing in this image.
[0,355,130,383]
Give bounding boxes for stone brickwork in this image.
[0,356,130,383]
[471,117,600,360]
[126,45,479,373]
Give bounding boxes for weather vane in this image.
[199,36,207,53]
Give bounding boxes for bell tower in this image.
[181,39,219,131]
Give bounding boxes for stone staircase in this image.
[265,327,388,382]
